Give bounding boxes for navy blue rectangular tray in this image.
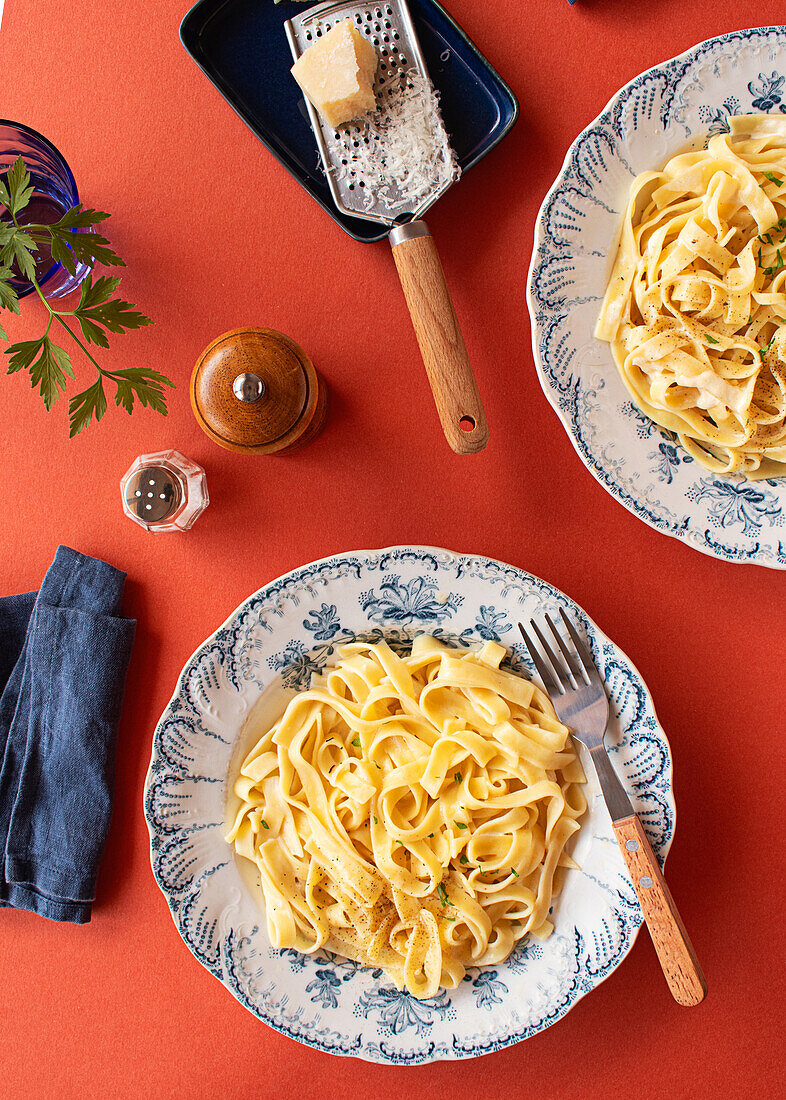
[180,0,518,242]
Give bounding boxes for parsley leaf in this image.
[1,157,34,217]
[6,335,75,410]
[52,205,111,232]
[437,883,449,907]
[0,266,20,317]
[454,821,468,830]
[74,279,153,343]
[351,736,361,748]
[763,171,784,187]
[454,771,462,784]
[459,854,468,865]
[0,227,38,283]
[109,367,174,417]
[48,219,124,276]
[510,868,519,878]
[705,333,720,344]
[68,378,107,436]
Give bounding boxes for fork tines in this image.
[518,609,598,694]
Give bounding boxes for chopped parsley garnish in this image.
[442,916,456,923]
[705,333,720,344]
[351,737,361,748]
[454,771,462,784]
[459,854,469,865]
[260,819,269,830]
[760,335,777,360]
[763,171,784,187]
[372,815,378,824]
[437,883,449,907]
[454,821,468,830]
[373,761,381,770]
[395,840,403,847]
[510,867,519,878]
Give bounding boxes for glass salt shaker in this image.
[120,450,208,533]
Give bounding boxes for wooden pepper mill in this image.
[190,327,327,454]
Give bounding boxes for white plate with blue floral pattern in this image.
[144,546,675,1063]
[528,26,786,569]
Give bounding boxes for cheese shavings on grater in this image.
[336,71,459,214]
[286,2,460,226]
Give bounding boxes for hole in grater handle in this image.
[459,416,476,432]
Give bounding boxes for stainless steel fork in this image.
[519,610,707,1007]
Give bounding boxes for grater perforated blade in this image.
[285,0,457,227]
[285,0,489,455]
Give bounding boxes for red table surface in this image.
[1,0,784,1095]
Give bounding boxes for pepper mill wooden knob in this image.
[190,327,327,454]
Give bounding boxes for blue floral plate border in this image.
[528,26,786,569]
[144,546,675,1063]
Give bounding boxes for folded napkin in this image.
[0,546,135,923]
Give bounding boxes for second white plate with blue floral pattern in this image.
[528,26,786,569]
[144,546,675,1063]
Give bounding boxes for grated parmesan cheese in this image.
[333,71,460,215]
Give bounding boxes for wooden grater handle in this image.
[390,221,489,454]
[613,814,707,1006]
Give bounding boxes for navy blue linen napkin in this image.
[0,546,135,923]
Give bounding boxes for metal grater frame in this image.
[285,0,457,226]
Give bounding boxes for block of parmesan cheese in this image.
[291,19,379,130]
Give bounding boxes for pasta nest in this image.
[597,114,786,478]
[227,634,586,999]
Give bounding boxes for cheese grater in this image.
[285,0,489,455]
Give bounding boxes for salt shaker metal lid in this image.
[120,450,208,533]
[190,327,327,454]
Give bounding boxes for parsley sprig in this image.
[756,217,786,276]
[0,156,173,435]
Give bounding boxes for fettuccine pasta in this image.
[596,114,786,478]
[227,635,586,999]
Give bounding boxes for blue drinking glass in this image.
[0,120,91,299]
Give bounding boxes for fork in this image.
[519,610,707,1007]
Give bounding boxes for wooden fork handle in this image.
[613,814,707,1006]
[389,220,489,455]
